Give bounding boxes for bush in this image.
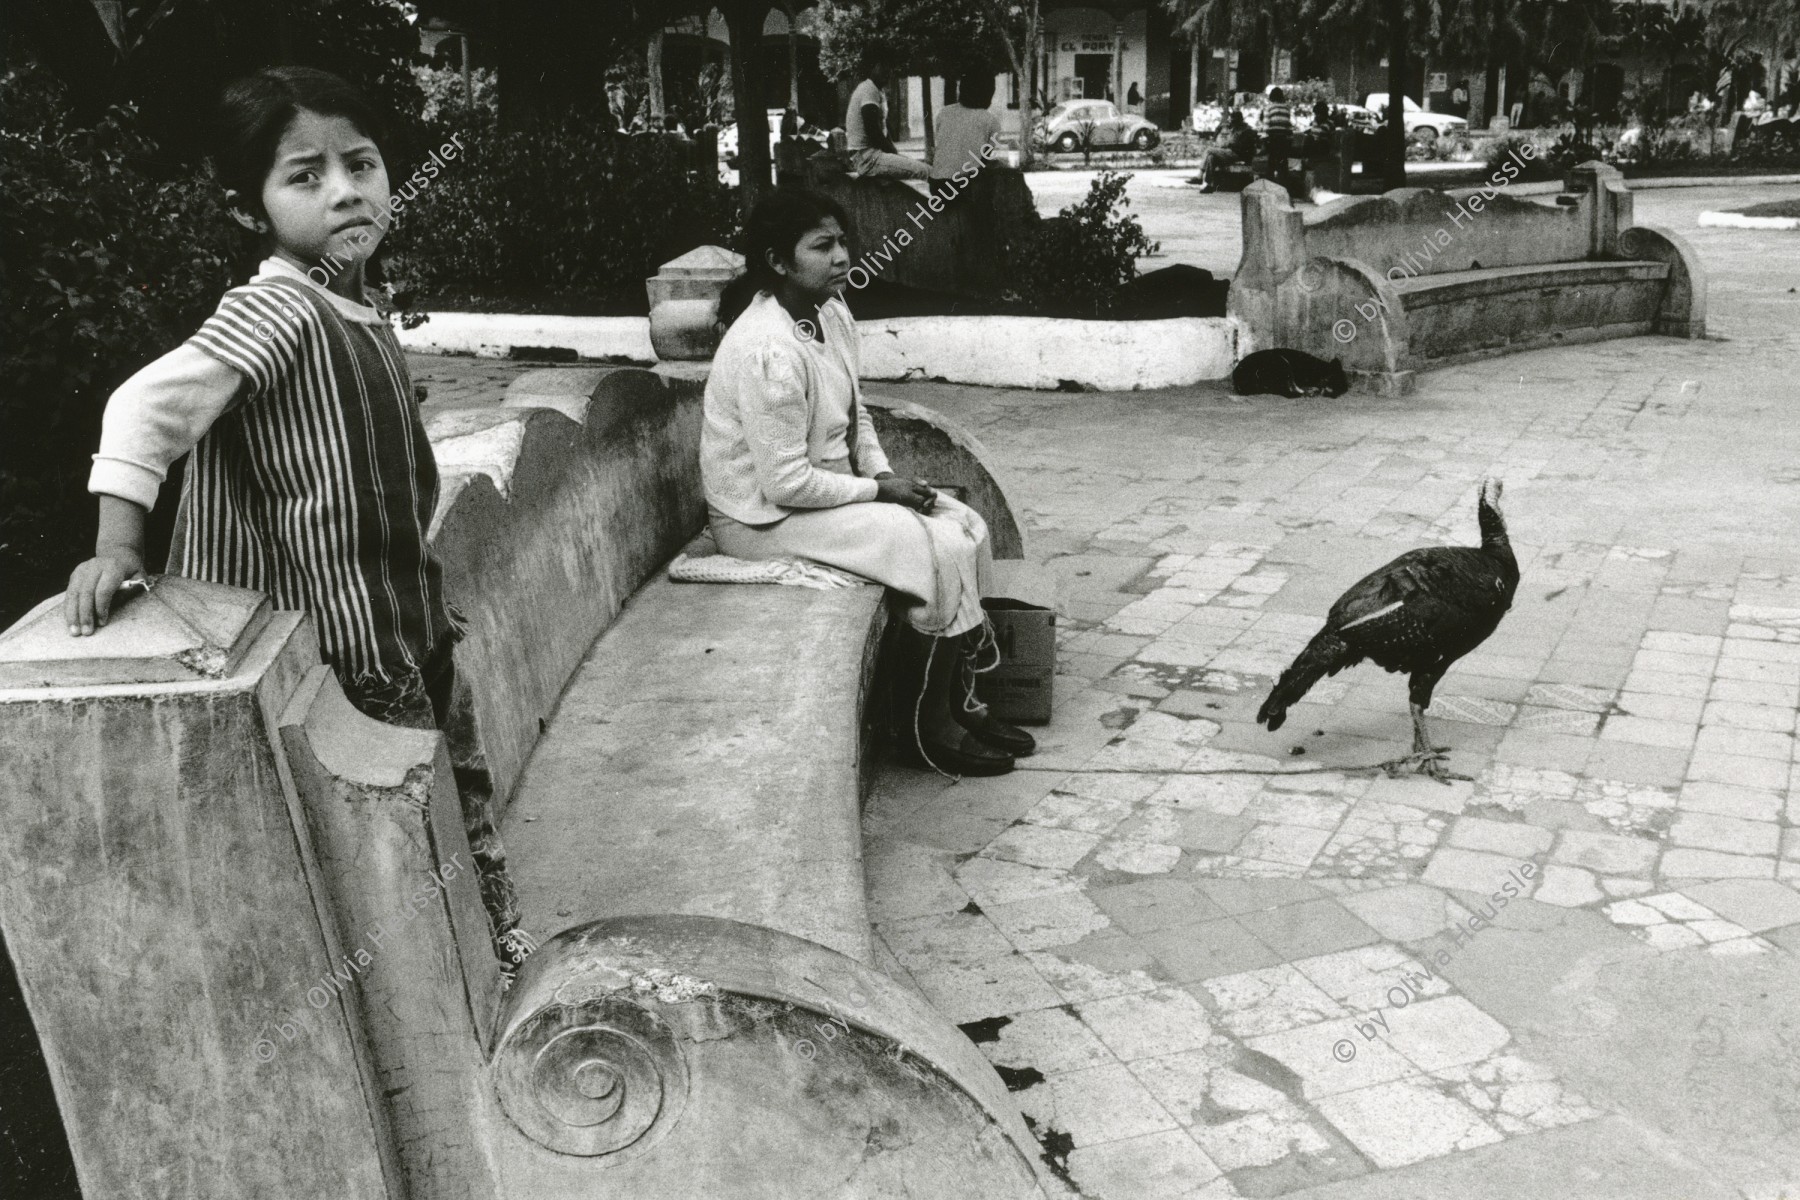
[1007,170,1158,319]
[381,113,739,313]
[1483,134,1556,182]
[0,60,238,625]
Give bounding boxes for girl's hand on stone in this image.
[64,549,145,636]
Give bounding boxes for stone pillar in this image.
[1568,160,1631,259]
[0,577,403,1199]
[647,244,745,361]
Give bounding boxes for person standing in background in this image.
[844,46,931,180]
[1262,86,1294,166]
[1127,81,1142,112]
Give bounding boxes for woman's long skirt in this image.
[710,493,993,637]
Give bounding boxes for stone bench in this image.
[0,366,1047,1199]
[1227,161,1707,394]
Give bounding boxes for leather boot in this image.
[951,629,1036,756]
[905,628,1014,776]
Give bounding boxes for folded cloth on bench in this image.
[669,545,868,591]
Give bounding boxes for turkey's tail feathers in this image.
[1258,630,1354,731]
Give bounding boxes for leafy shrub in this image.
[381,114,739,313]
[1281,79,1337,108]
[415,63,499,125]
[0,60,238,625]
[1483,134,1556,182]
[1546,132,1604,173]
[1007,170,1158,319]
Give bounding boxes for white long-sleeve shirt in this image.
[701,291,893,525]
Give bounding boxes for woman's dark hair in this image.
[214,66,390,219]
[1269,86,1286,104]
[717,187,851,328]
[958,72,996,110]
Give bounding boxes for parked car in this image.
[1036,99,1160,153]
[1363,93,1468,142]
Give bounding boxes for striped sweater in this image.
[89,257,458,683]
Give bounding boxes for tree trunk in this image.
[1189,34,1201,117]
[1021,0,1039,167]
[921,75,934,164]
[648,28,665,122]
[724,0,772,208]
[785,4,799,111]
[1385,0,1407,186]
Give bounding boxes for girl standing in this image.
[62,66,531,978]
[704,188,1034,776]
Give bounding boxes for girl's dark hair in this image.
[717,187,851,328]
[214,66,390,218]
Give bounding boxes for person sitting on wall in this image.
[845,46,932,180]
[706,188,1032,775]
[1195,109,1256,192]
[931,71,1003,188]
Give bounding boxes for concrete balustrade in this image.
[0,366,1050,1197]
[1228,161,1708,394]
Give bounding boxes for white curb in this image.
[1698,210,1800,230]
[398,313,655,362]
[402,311,1245,390]
[857,315,1243,390]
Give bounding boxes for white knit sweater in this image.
[701,291,893,525]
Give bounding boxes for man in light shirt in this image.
[930,73,1002,183]
[845,47,931,179]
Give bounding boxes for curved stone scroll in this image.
[488,915,1048,1198]
[1617,224,1708,339]
[864,396,1026,560]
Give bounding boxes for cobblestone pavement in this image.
[407,182,1800,1199]
[863,183,1800,1200]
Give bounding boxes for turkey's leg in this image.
[1378,704,1466,784]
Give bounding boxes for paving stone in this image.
[1243,1014,1421,1099]
[1363,774,1474,814]
[1423,846,1541,895]
[1090,879,1226,935]
[1014,1061,1181,1148]
[1523,682,1615,712]
[1432,1053,1603,1136]
[1313,1076,1503,1167]
[1658,848,1777,880]
[1024,933,1167,1003]
[1448,815,1555,858]
[1686,750,1792,792]
[1598,715,1698,749]
[1139,917,1283,982]
[1676,880,1800,933]
[1234,898,1383,961]
[1291,943,1453,1012]
[1701,700,1797,732]
[1668,811,1781,857]
[1338,884,1472,941]
[1066,1129,1226,1199]
[1382,995,1513,1072]
[1201,964,1348,1037]
[1613,691,1706,724]
[978,1004,1118,1075]
[1553,829,1660,876]
[1533,864,1605,907]
[1191,877,1328,914]
[984,890,1116,952]
[982,823,1104,871]
[1232,823,1333,868]
[1077,986,1217,1061]
[1677,781,1785,821]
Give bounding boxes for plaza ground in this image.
[411,179,1800,1199]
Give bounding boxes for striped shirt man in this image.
[89,257,460,685]
[1263,94,1294,138]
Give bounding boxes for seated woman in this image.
[704,187,1034,776]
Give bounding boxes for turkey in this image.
[1257,478,1518,782]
